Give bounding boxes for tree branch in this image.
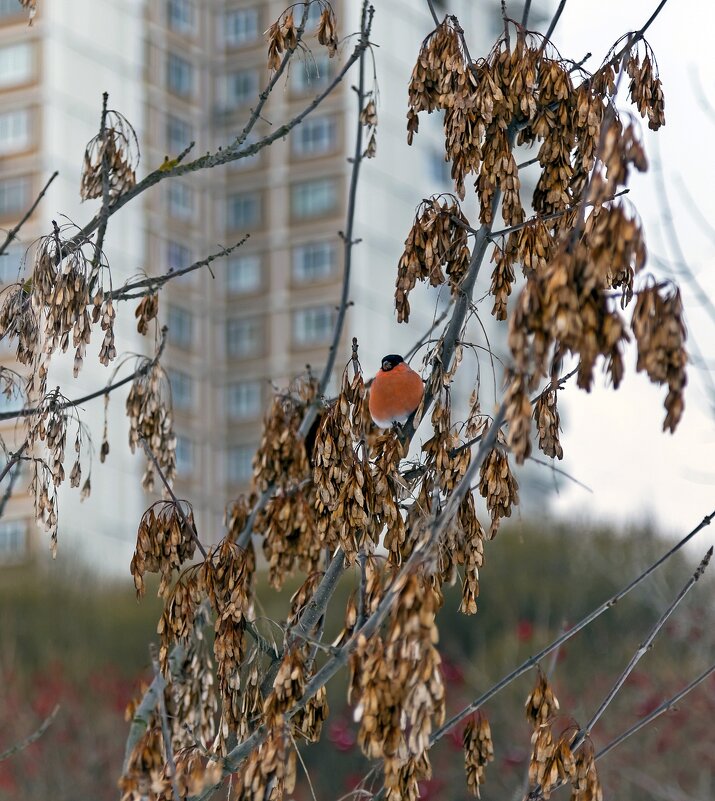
[0,171,58,258]
[0,704,60,762]
[66,20,375,252]
[428,510,715,745]
[595,661,715,763]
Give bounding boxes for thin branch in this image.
[449,365,579,458]
[429,509,715,746]
[304,5,374,429]
[0,327,168,422]
[595,662,715,763]
[112,239,248,302]
[0,440,28,485]
[0,705,60,762]
[91,92,111,275]
[487,189,630,240]
[66,20,374,251]
[403,127,513,443]
[527,547,713,801]
[233,1,312,152]
[538,0,567,54]
[521,0,532,28]
[153,655,181,801]
[139,438,208,560]
[581,548,712,739]
[0,461,22,517]
[0,171,58,258]
[527,455,593,494]
[123,643,186,771]
[425,0,440,27]
[235,5,376,552]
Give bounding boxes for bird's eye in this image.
[382,360,391,371]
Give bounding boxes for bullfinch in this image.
[368,354,424,429]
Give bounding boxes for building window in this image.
[167,241,192,272]
[166,114,193,153]
[227,444,254,483]
[291,179,337,219]
[175,435,194,476]
[227,381,262,420]
[296,1,323,28]
[0,519,25,560]
[0,244,23,284]
[168,0,194,33]
[227,192,260,229]
[293,242,335,283]
[227,254,261,294]
[219,70,259,110]
[0,0,24,17]
[167,305,194,349]
[226,317,261,358]
[167,182,194,220]
[224,8,259,46]
[291,52,331,93]
[0,109,30,155]
[293,305,335,346]
[0,44,31,87]
[292,115,336,157]
[167,53,193,97]
[168,369,194,410]
[0,177,29,216]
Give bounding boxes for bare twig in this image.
[113,239,249,302]
[304,4,374,429]
[153,654,181,801]
[0,704,60,762]
[0,328,168,423]
[425,0,440,27]
[91,92,111,275]
[595,662,715,763]
[0,171,58,258]
[66,19,374,251]
[0,440,29,485]
[123,644,186,771]
[521,0,532,28]
[527,547,713,801]
[429,510,715,745]
[580,549,712,739]
[538,0,567,55]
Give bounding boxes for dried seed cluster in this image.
[135,293,158,335]
[478,442,519,538]
[349,576,445,800]
[130,501,197,597]
[267,2,338,70]
[463,712,494,797]
[80,109,138,201]
[625,43,666,130]
[395,196,471,323]
[632,284,687,432]
[31,231,116,376]
[126,362,176,491]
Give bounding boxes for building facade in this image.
[0,0,547,570]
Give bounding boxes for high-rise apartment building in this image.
[0,0,547,571]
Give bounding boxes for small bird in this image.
[369,354,424,429]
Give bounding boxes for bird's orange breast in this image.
[369,363,424,427]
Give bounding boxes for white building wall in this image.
[39,0,148,571]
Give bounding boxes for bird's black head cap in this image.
[381,354,404,372]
